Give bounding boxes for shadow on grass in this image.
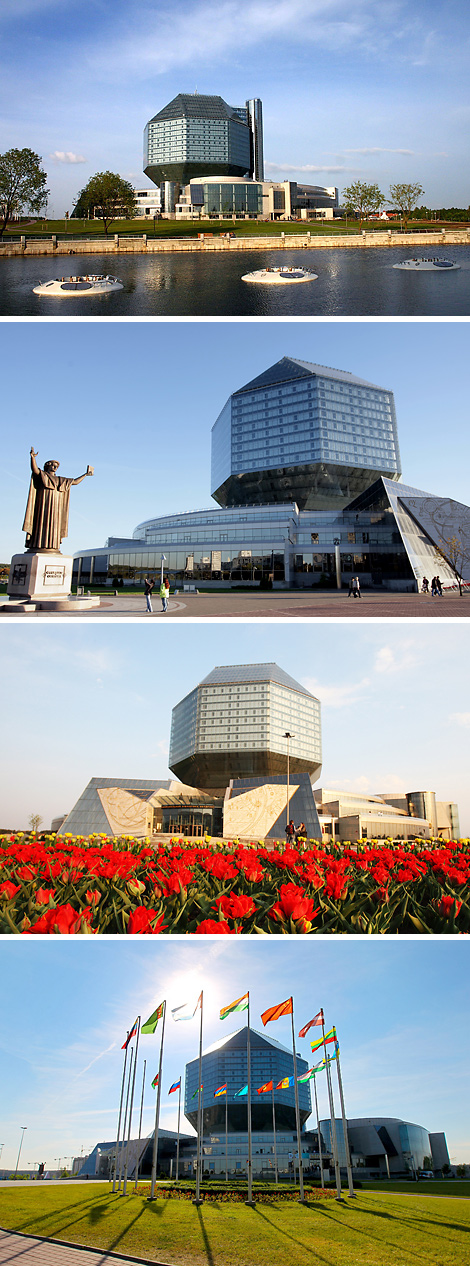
[196,1206,216,1266]
[13,1192,111,1237]
[252,1204,337,1266]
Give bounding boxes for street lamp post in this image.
[15,1127,27,1175]
[160,554,166,585]
[284,732,294,833]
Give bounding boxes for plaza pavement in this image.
[0,1229,157,1266]
[1,591,469,619]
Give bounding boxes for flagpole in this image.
[134,1058,146,1191]
[118,1045,134,1190]
[225,1091,228,1183]
[321,1016,342,1201]
[112,1036,129,1193]
[176,1081,181,1183]
[271,1082,278,1185]
[193,991,203,1206]
[313,1072,324,1189]
[149,1000,167,1200]
[290,1000,305,1203]
[245,993,255,1206]
[333,1031,355,1198]
[123,1016,140,1195]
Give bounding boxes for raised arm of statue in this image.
[30,447,40,476]
[71,466,94,485]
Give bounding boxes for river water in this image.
[1,245,469,316]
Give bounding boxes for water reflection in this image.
[0,245,468,316]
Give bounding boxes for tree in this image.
[74,171,136,235]
[0,148,49,236]
[433,532,470,597]
[389,182,425,228]
[342,182,384,226]
[29,813,43,833]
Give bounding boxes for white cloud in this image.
[265,162,357,174]
[344,147,415,155]
[449,712,470,728]
[373,642,417,675]
[302,676,370,708]
[50,151,87,164]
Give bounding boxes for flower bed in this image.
[0,833,468,934]
[134,1183,336,1202]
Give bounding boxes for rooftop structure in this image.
[211,356,401,511]
[168,661,322,789]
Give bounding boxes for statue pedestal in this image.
[7,552,73,601]
[3,553,100,612]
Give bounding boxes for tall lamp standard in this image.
[283,732,295,833]
[160,554,166,585]
[15,1127,27,1176]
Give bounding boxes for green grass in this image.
[1,1181,470,1266]
[2,217,450,241]
[359,1178,470,1197]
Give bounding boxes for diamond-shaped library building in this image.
[73,354,470,593]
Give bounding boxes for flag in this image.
[215,1084,227,1097]
[220,993,249,1021]
[298,1010,323,1039]
[257,1081,273,1095]
[235,1085,248,1096]
[171,993,202,1022]
[276,1076,294,1089]
[151,1073,159,1089]
[311,1028,335,1053]
[168,1080,181,1094]
[191,1084,203,1100]
[261,998,293,1026]
[298,1061,325,1082]
[122,1020,138,1049]
[142,1002,164,1035]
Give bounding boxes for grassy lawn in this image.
[1,218,439,241]
[1,1182,469,1266]
[360,1179,470,1197]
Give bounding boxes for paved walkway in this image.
[1,591,469,619]
[0,1230,155,1266]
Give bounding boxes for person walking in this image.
[431,576,437,597]
[435,575,442,596]
[353,576,361,598]
[160,576,169,611]
[144,575,154,613]
[348,577,354,597]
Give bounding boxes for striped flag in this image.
[220,993,249,1021]
[121,1020,138,1049]
[261,998,293,1026]
[191,1084,203,1099]
[142,1002,164,1035]
[311,1028,335,1053]
[298,1061,325,1082]
[168,1080,181,1094]
[152,1073,159,1089]
[298,1010,323,1038]
[172,993,202,1022]
[276,1076,294,1089]
[215,1084,227,1097]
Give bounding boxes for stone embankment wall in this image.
[1,229,469,257]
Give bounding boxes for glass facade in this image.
[190,180,262,217]
[211,356,401,510]
[144,94,253,186]
[169,663,322,788]
[185,1027,311,1134]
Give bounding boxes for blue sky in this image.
[0,623,469,831]
[1,0,469,212]
[0,939,468,1170]
[2,319,470,561]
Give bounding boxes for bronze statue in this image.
[23,448,94,552]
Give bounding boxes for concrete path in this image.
[0,1230,157,1266]
[1,591,468,620]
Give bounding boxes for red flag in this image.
[298,1009,324,1039]
[122,1020,138,1049]
[261,998,293,1026]
[257,1081,273,1094]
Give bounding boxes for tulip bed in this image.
[0,833,469,934]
